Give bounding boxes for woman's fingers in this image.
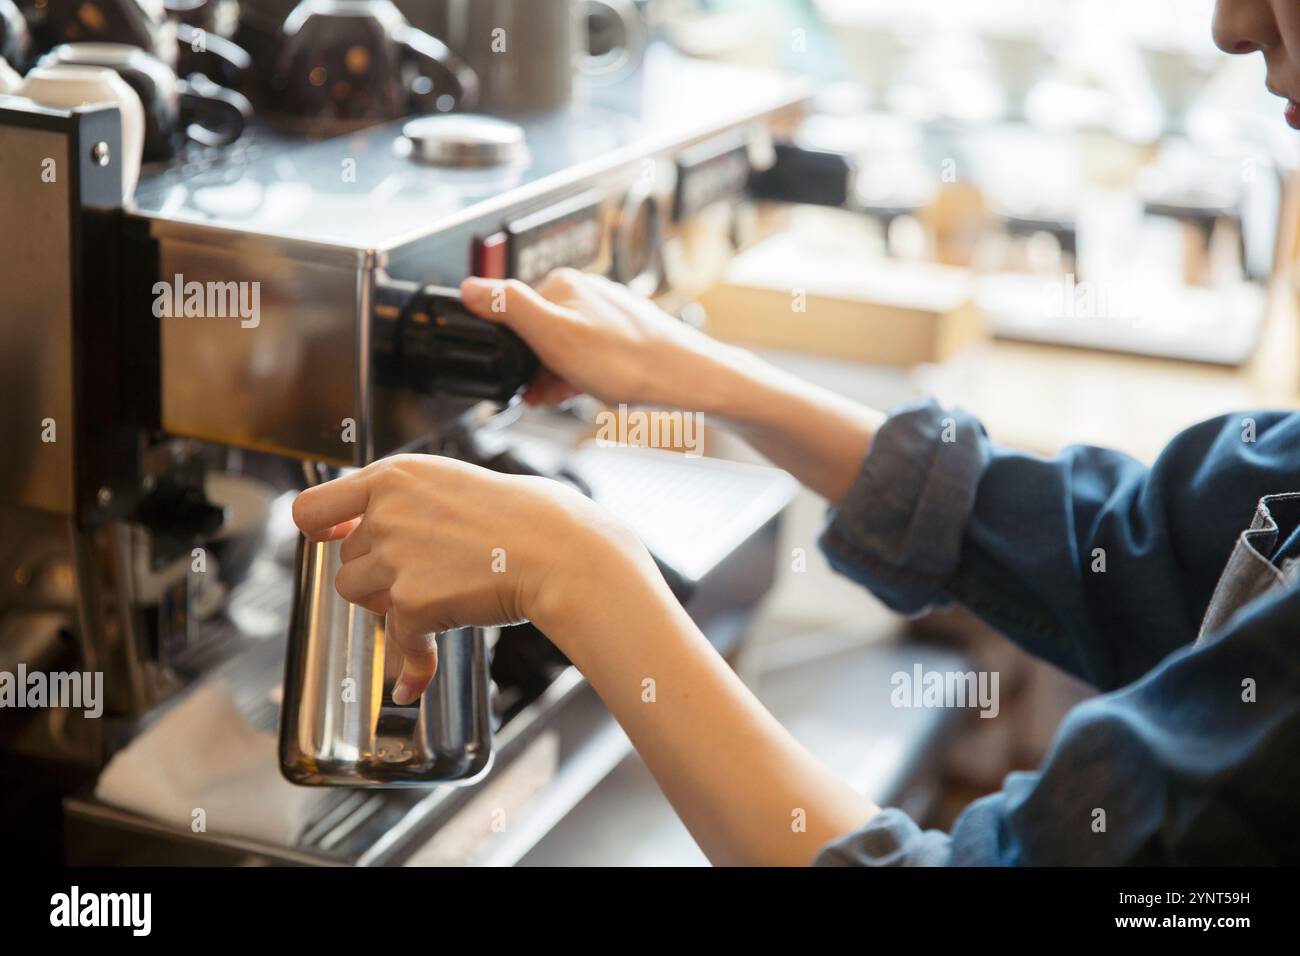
[461,276,589,404]
[298,516,361,543]
[339,518,371,563]
[334,552,393,606]
[352,590,392,617]
[460,276,556,338]
[293,471,373,541]
[586,272,652,313]
[387,608,438,705]
[587,272,693,331]
[523,367,579,406]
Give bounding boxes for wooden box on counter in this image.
[698,224,985,367]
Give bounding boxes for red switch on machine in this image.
[471,231,509,279]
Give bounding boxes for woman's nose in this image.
[1212,0,1280,55]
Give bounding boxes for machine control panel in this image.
[673,132,753,221]
[504,190,605,286]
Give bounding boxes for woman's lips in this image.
[1266,81,1300,128]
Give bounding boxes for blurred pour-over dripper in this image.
[1138,43,1223,137]
[814,0,919,110]
[980,26,1055,122]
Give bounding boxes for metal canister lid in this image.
[401,114,528,168]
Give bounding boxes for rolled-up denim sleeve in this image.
[819,398,990,615]
[822,400,1300,691]
[813,807,954,866]
[815,400,1300,867]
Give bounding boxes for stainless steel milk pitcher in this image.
[278,531,494,787]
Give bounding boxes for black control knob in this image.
[375,283,538,403]
[749,141,856,209]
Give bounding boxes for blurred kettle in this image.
[278,468,493,787]
[425,0,645,113]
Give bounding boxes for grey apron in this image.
[1197,492,1300,645]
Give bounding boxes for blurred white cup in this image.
[16,65,145,202]
[0,56,20,94]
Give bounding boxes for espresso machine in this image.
[0,2,806,864]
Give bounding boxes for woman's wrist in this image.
[684,341,813,435]
[663,337,772,422]
[525,492,673,656]
[670,338,883,503]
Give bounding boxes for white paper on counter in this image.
[95,681,325,847]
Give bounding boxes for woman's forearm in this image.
[534,531,879,866]
[686,343,884,503]
[460,273,881,501]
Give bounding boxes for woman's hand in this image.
[460,270,737,411]
[290,454,647,704]
[291,452,879,864]
[461,269,883,502]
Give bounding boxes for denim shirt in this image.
[814,399,1300,866]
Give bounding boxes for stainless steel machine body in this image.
[0,48,809,860]
[132,53,801,464]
